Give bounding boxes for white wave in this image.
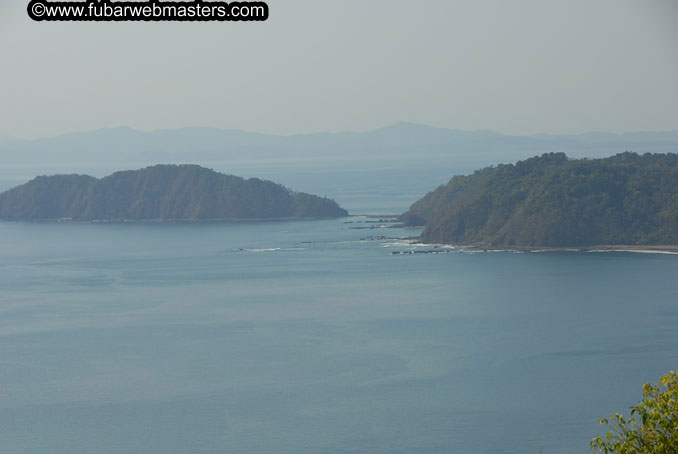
[380,240,416,248]
[413,243,457,249]
[233,247,306,252]
[588,249,678,255]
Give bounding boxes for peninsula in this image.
[402,152,678,248]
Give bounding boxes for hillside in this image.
[0,165,348,221]
[402,152,678,247]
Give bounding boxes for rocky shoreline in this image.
[399,242,678,255]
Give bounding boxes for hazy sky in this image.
[1,0,676,139]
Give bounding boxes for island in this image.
[0,164,348,221]
[401,152,678,249]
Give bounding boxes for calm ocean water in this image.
[0,168,677,454]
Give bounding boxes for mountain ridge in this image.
[2,123,677,167]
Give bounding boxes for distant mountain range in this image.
[402,152,678,247]
[0,165,347,221]
[2,123,677,167]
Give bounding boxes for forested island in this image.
[402,152,678,248]
[0,164,348,221]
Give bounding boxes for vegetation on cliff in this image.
[0,164,348,221]
[402,152,678,247]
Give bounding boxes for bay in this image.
[0,165,676,453]
[0,216,677,453]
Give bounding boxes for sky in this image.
[0,0,676,140]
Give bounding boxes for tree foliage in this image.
[402,152,678,247]
[591,371,678,454]
[0,164,348,221]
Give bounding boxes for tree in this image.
[591,371,678,454]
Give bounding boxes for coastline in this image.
[0,215,350,224]
[408,240,678,255]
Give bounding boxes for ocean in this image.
[0,165,677,453]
